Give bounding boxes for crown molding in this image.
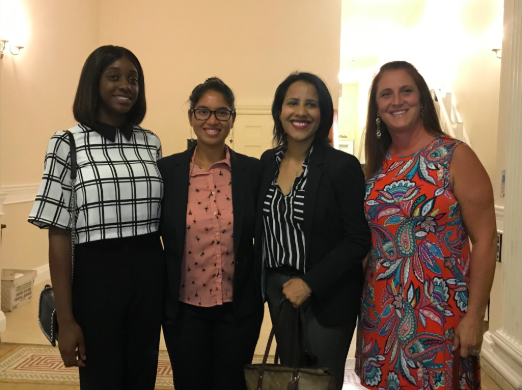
[235,100,272,115]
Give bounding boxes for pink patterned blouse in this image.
[179,146,235,307]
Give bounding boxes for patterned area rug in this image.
[0,345,364,389]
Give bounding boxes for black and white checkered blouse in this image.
[28,123,163,244]
[262,146,312,272]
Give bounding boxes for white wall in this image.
[339,0,503,178]
[98,0,342,157]
[0,0,99,267]
[0,0,344,273]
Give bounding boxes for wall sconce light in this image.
[0,40,24,59]
[492,49,502,59]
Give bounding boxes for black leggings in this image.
[72,233,165,390]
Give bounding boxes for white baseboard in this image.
[482,331,522,390]
[34,264,50,285]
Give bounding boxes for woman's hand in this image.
[282,278,311,308]
[453,313,483,358]
[58,320,86,367]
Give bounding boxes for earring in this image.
[376,117,382,139]
[420,109,425,121]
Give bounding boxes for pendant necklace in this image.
[290,164,303,177]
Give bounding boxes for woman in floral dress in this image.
[356,61,497,390]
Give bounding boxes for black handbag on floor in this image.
[37,131,78,347]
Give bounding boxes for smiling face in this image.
[189,90,234,147]
[280,81,321,145]
[376,69,423,134]
[97,56,139,125]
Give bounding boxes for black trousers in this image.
[72,233,165,390]
[163,301,263,390]
[266,270,357,390]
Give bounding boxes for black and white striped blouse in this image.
[262,147,313,271]
[29,123,163,244]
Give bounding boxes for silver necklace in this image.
[289,164,303,177]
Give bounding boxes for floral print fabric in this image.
[357,137,479,390]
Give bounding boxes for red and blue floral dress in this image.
[356,136,479,390]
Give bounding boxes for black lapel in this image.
[302,144,326,253]
[173,146,196,260]
[254,149,278,253]
[258,150,278,213]
[230,149,246,255]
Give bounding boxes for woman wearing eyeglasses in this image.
[158,78,264,390]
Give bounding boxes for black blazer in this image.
[255,143,371,327]
[158,146,264,319]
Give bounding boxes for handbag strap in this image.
[452,346,479,390]
[258,300,311,389]
[65,131,78,282]
[261,299,287,367]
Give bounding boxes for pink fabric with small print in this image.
[179,146,235,307]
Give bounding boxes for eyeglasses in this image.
[192,108,235,121]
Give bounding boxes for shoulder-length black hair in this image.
[272,72,334,148]
[73,45,146,128]
[364,61,444,179]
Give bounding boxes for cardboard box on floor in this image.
[1,269,37,312]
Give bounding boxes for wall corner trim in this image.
[0,184,39,205]
[482,330,522,390]
[0,310,6,333]
[34,264,50,286]
[0,191,7,216]
[495,205,505,221]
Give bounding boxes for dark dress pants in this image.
[163,301,263,390]
[72,233,165,390]
[266,270,357,390]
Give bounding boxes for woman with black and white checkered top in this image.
[28,46,164,390]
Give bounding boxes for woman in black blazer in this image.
[158,78,264,390]
[255,72,371,390]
